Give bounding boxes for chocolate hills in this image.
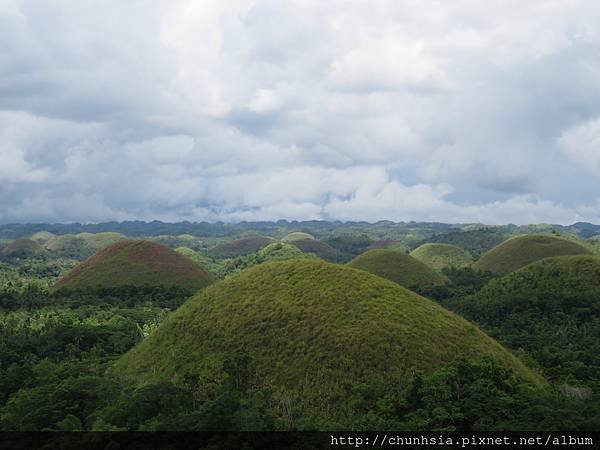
[209,236,276,259]
[452,254,600,383]
[281,231,315,242]
[111,259,540,428]
[290,239,340,262]
[52,240,215,291]
[1,238,47,258]
[410,243,474,271]
[473,234,590,275]
[348,249,448,288]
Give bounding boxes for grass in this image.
[111,259,540,427]
[410,243,474,271]
[209,236,275,259]
[348,249,448,288]
[281,232,315,242]
[473,234,591,275]
[290,239,340,262]
[1,238,46,258]
[52,240,215,292]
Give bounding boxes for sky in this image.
[1,0,600,225]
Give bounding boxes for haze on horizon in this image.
[1,0,600,225]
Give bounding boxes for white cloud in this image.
[1,1,600,224]
[559,117,600,175]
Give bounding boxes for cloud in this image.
[1,1,600,224]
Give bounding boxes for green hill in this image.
[76,232,127,252]
[452,255,600,384]
[410,243,474,271]
[52,240,215,292]
[281,232,315,242]
[209,236,275,259]
[29,231,56,244]
[423,229,507,257]
[473,234,590,275]
[290,239,340,262]
[111,259,539,428]
[348,249,448,288]
[1,238,47,258]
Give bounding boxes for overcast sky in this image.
[1,0,600,224]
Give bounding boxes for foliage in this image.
[422,229,508,258]
[208,237,275,259]
[52,240,215,292]
[474,235,591,275]
[348,249,449,289]
[112,260,539,428]
[410,243,474,272]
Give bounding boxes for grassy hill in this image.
[290,239,340,262]
[410,243,474,271]
[29,231,56,245]
[473,234,590,275]
[209,236,276,259]
[1,238,47,258]
[76,232,127,252]
[111,259,539,428]
[281,232,315,242]
[423,229,508,257]
[451,255,600,385]
[348,249,448,288]
[52,240,215,292]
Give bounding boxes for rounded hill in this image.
[1,238,46,258]
[410,243,474,271]
[290,239,340,262]
[52,240,215,292]
[281,231,315,242]
[209,236,275,259]
[473,234,590,275]
[453,255,600,383]
[348,249,448,288]
[112,259,539,427]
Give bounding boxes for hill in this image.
[281,232,315,242]
[290,239,340,262]
[209,236,276,259]
[29,231,56,244]
[52,240,215,292]
[473,234,591,275]
[76,232,127,252]
[1,239,47,258]
[410,243,474,271]
[451,255,600,385]
[422,229,507,257]
[348,249,448,288]
[111,259,539,428]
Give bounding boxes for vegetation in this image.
[324,234,375,262]
[449,255,600,387]
[348,249,448,289]
[112,260,539,429]
[1,239,47,259]
[281,232,315,242]
[474,235,591,275]
[209,236,275,259]
[290,239,340,262]
[52,241,215,292]
[410,243,474,272]
[422,229,508,258]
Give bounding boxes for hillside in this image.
[422,229,508,257]
[348,249,448,288]
[112,259,539,428]
[76,232,127,252]
[410,243,474,271]
[473,234,591,275]
[281,231,315,242]
[209,236,275,259]
[1,239,47,258]
[290,239,340,262]
[52,240,215,291]
[451,255,600,384]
